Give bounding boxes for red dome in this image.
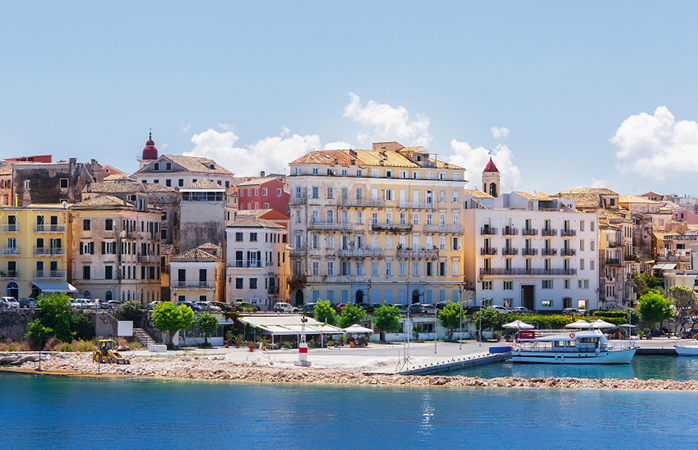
[142,133,158,160]
[483,157,499,173]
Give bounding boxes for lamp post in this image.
[459,285,463,351]
[434,300,438,354]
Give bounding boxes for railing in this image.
[289,197,307,206]
[268,286,280,295]
[502,227,519,236]
[515,340,634,352]
[480,227,498,235]
[172,281,215,289]
[265,261,274,266]
[0,271,18,279]
[561,229,576,237]
[480,268,577,276]
[522,248,538,256]
[1,247,19,255]
[423,225,464,234]
[34,247,64,256]
[397,249,439,260]
[233,261,263,268]
[338,248,384,258]
[289,249,306,258]
[605,258,621,266]
[560,249,577,257]
[400,201,438,210]
[542,228,557,236]
[337,198,385,208]
[502,247,518,256]
[34,224,66,233]
[607,241,621,248]
[287,275,307,286]
[160,266,170,273]
[521,228,538,236]
[371,222,413,232]
[137,255,157,263]
[1,224,19,232]
[541,248,558,256]
[308,222,354,232]
[480,247,498,255]
[34,270,65,279]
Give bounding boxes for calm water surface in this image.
[1,372,697,449]
[447,355,698,380]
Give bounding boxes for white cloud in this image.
[280,126,290,137]
[184,128,321,176]
[218,123,233,131]
[343,92,431,147]
[324,141,353,150]
[591,178,607,188]
[180,122,191,132]
[490,127,510,139]
[611,106,698,180]
[448,139,521,191]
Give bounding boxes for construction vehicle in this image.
[92,339,130,364]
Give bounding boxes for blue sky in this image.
[1,1,697,195]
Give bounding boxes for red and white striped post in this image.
[295,314,312,367]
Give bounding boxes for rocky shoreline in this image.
[4,353,698,391]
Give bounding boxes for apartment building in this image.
[170,243,225,304]
[225,217,289,310]
[0,204,73,299]
[288,142,466,307]
[236,173,289,215]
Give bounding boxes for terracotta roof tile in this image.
[84,183,144,194]
[72,195,134,209]
[227,217,286,229]
[180,179,226,189]
[170,246,219,262]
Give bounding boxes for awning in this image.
[238,315,344,336]
[652,263,677,270]
[31,281,78,293]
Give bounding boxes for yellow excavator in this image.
[92,339,130,364]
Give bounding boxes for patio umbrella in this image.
[565,319,591,329]
[589,319,616,329]
[342,324,375,334]
[502,320,534,329]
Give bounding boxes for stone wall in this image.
[0,310,34,341]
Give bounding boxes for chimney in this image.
[260,170,265,177]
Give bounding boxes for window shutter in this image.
[90,242,95,254]
[80,243,83,255]
[101,242,105,254]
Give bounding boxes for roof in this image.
[557,187,618,195]
[144,183,176,193]
[197,242,222,251]
[552,192,602,209]
[25,203,68,209]
[180,179,226,190]
[83,182,144,194]
[104,173,137,182]
[289,148,463,170]
[72,195,134,209]
[0,166,12,175]
[619,194,660,204]
[170,246,219,263]
[463,189,494,199]
[139,154,233,176]
[161,244,174,256]
[514,191,551,200]
[227,217,286,230]
[237,176,285,187]
[483,157,499,173]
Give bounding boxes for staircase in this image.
[133,327,157,348]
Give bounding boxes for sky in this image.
[1,1,698,196]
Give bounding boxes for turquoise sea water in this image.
[447,355,698,381]
[2,372,698,449]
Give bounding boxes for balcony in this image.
[0,271,18,279]
[338,248,384,258]
[480,227,498,235]
[371,222,413,233]
[308,222,354,232]
[399,201,438,210]
[233,261,264,268]
[1,247,19,255]
[34,247,64,256]
[137,254,157,263]
[480,268,577,276]
[172,281,215,290]
[542,228,557,237]
[606,258,621,266]
[268,286,280,295]
[287,275,307,287]
[560,249,577,257]
[289,197,307,206]
[502,247,518,256]
[501,227,519,236]
[35,224,66,233]
[289,248,307,258]
[1,224,19,232]
[541,248,558,256]
[337,198,385,208]
[521,228,538,236]
[561,229,576,237]
[160,266,170,274]
[34,270,65,279]
[424,225,464,234]
[480,247,498,256]
[607,241,621,248]
[397,248,439,260]
[522,248,538,256]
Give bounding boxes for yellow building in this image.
[169,243,225,304]
[0,204,73,300]
[288,142,466,307]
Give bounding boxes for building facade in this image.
[169,243,225,304]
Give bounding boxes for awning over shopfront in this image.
[31,281,78,293]
[238,315,344,336]
[651,263,677,270]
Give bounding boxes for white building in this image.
[169,243,224,304]
[226,217,289,310]
[463,190,599,312]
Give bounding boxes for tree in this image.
[27,293,74,342]
[118,301,143,322]
[642,273,663,291]
[25,321,53,370]
[195,312,219,345]
[669,285,698,336]
[638,291,673,333]
[372,305,401,342]
[438,302,463,341]
[313,300,336,325]
[632,271,649,297]
[337,303,365,328]
[152,302,194,344]
[472,308,503,333]
[69,313,95,341]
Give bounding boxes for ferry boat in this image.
[512,329,636,364]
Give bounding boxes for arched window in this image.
[412,289,420,304]
[5,282,18,300]
[489,183,498,198]
[355,290,364,304]
[105,291,113,301]
[294,290,304,306]
[83,290,91,299]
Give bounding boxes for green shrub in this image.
[282,341,292,349]
[69,314,95,341]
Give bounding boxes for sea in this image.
[2,356,698,449]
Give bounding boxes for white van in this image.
[0,297,19,308]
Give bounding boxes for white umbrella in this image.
[502,320,534,329]
[589,319,616,329]
[342,324,375,334]
[565,319,591,329]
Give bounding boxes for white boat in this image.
[512,329,636,364]
[674,341,698,356]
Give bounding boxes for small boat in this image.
[512,329,636,364]
[674,341,698,356]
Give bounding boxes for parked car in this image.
[105,300,123,308]
[435,301,450,311]
[302,303,317,314]
[464,305,482,315]
[0,297,19,308]
[394,304,409,314]
[209,301,236,312]
[146,301,162,310]
[332,303,347,313]
[177,301,203,312]
[422,304,438,314]
[273,302,298,313]
[235,302,260,312]
[358,303,377,314]
[563,308,585,316]
[71,298,91,310]
[489,305,511,314]
[511,306,533,315]
[195,301,221,312]
[408,303,425,314]
[19,298,36,309]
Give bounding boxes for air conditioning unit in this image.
[332,170,338,176]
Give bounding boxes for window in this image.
[235,278,243,289]
[80,241,95,254]
[542,300,553,308]
[591,221,595,231]
[327,261,334,276]
[276,188,282,196]
[578,300,587,310]
[385,261,393,276]
[105,219,113,231]
[371,261,379,277]
[385,170,393,178]
[580,220,585,231]
[312,261,319,276]
[590,260,595,270]
[384,189,394,201]
[341,261,351,276]
[578,279,589,289]
[399,260,407,276]
[412,213,420,226]
[412,261,420,276]
[312,187,319,198]
[504,281,513,290]
[83,219,91,231]
[250,233,258,242]
[356,169,362,177]
[438,172,446,180]
[236,232,243,242]
[166,162,172,171]
[412,172,420,179]
[580,259,585,270]
[83,265,91,280]
[262,188,267,196]
[482,281,493,290]
[326,187,334,199]
[250,278,258,289]
[427,172,434,179]
[503,298,512,307]
[24,180,30,189]
[542,280,553,289]
[453,173,460,181]
[482,298,492,307]
[400,170,408,178]
[60,178,68,188]
[105,265,113,280]
[312,168,319,175]
[451,260,459,276]
[580,240,585,251]
[452,190,460,203]
[564,280,570,289]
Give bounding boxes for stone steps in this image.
[133,327,157,348]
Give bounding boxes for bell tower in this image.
[482,157,500,198]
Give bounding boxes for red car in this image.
[333,303,347,313]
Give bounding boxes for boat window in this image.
[554,341,565,347]
[566,341,577,347]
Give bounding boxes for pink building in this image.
[236,174,289,217]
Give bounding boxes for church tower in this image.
[482,157,500,198]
